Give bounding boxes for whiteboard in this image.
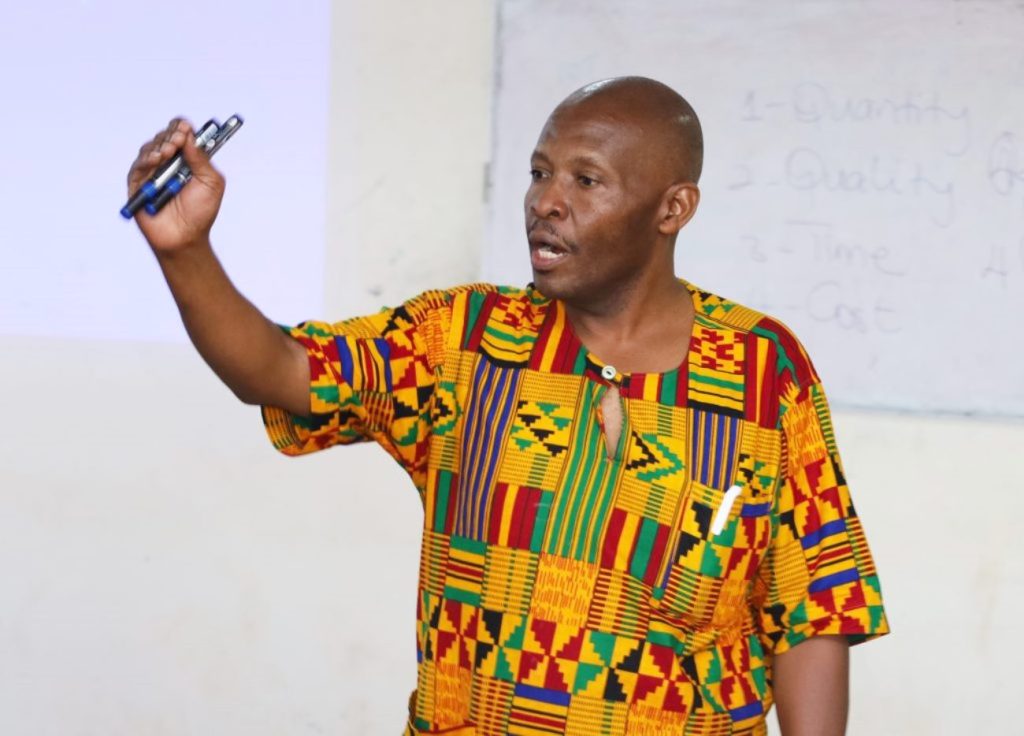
[484,0,1024,417]
[0,0,330,343]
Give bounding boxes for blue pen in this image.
[144,115,244,216]
[120,119,220,219]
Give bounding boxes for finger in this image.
[156,117,188,138]
[128,136,175,190]
[128,142,158,189]
[127,118,193,190]
[148,118,191,155]
[136,127,176,166]
[154,128,187,159]
[146,119,180,155]
[128,136,167,178]
[134,141,154,165]
[140,125,192,182]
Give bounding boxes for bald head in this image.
[525,77,703,305]
[553,77,704,184]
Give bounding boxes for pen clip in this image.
[710,484,743,536]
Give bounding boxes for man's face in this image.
[524,102,668,306]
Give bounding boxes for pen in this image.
[120,118,220,219]
[144,114,244,216]
[204,114,243,158]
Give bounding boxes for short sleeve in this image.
[260,289,455,491]
[753,343,889,656]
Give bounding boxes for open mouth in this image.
[532,243,567,261]
[529,241,569,270]
[528,228,571,270]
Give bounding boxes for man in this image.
[128,77,888,735]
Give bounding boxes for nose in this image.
[527,177,566,221]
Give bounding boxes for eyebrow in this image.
[530,150,609,171]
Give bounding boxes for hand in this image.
[126,118,226,254]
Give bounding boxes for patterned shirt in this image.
[262,281,889,736]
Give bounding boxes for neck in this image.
[566,268,689,342]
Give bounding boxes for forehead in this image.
[532,104,648,164]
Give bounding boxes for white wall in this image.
[823,411,1023,734]
[1,2,1021,734]
[0,1,493,734]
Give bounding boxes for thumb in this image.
[180,127,222,186]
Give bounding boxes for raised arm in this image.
[127,119,309,416]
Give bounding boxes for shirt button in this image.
[601,365,617,381]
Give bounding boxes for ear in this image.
[658,183,700,236]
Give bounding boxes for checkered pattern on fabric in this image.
[262,281,889,735]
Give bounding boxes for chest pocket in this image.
[651,480,773,632]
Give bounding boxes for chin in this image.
[531,271,582,303]
[531,271,563,299]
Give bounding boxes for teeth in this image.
[537,245,563,261]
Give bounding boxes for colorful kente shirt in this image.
[261,281,889,736]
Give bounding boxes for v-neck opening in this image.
[540,279,702,464]
[594,382,628,463]
[554,278,700,388]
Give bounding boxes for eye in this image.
[578,174,597,187]
[529,168,546,182]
